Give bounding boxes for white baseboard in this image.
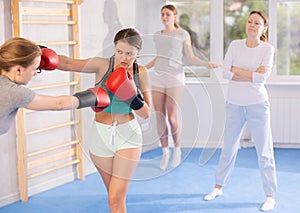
[0,193,20,208]
[143,139,300,151]
[180,140,223,148]
[241,140,300,149]
[28,165,97,197]
[0,165,97,208]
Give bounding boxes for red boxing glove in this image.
[106,67,144,110]
[73,87,110,112]
[39,48,59,70]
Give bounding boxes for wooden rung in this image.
[27,148,76,169]
[27,140,79,157]
[21,0,75,4]
[23,20,76,24]
[38,41,77,46]
[27,159,80,179]
[29,81,78,91]
[22,7,71,17]
[26,120,80,135]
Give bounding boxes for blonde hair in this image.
[161,4,179,29]
[0,37,41,73]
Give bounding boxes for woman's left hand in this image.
[207,62,222,68]
[255,66,267,74]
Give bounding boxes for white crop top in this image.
[153,28,189,74]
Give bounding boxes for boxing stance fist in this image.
[73,87,110,112]
[39,46,59,70]
[106,67,144,110]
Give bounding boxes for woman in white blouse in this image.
[204,10,277,212]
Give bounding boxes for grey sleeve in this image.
[0,84,35,135]
[12,85,36,108]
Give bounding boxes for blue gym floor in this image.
[1,147,299,213]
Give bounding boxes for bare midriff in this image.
[95,111,134,125]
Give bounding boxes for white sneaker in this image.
[204,188,223,201]
[171,147,182,167]
[260,197,276,211]
[160,151,170,170]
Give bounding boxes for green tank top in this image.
[102,90,132,114]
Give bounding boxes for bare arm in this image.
[25,94,79,111]
[183,36,220,68]
[57,55,107,73]
[145,57,157,69]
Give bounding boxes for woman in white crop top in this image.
[204,11,277,212]
[146,4,220,170]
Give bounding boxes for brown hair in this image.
[249,10,268,42]
[113,28,142,50]
[161,4,180,29]
[0,37,41,73]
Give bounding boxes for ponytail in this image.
[260,33,268,42]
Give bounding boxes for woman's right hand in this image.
[255,66,267,74]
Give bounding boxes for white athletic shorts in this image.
[151,71,185,88]
[89,119,142,157]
